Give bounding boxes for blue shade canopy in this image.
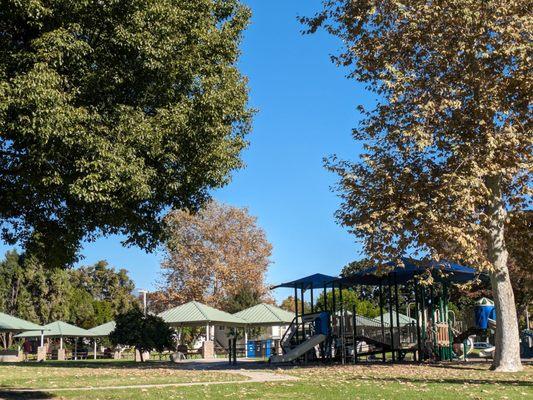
[337,258,477,286]
[271,273,338,290]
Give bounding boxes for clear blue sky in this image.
[0,0,374,303]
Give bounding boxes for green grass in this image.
[0,360,244,389]
[0,360,531,399]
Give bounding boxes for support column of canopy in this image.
[394,273,401,360]
[294,286,299,344]
[339,282,345,364]
[300,284,305,346]
[244,328,248,359]
[388,283,395,362]
[414,281,422,362]
[379,280,386,362]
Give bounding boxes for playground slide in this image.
[270,334,326,363]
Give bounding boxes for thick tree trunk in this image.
[486,176,522,372]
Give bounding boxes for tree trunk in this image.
[486,176,522,372]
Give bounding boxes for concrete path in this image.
[1,369,298,394]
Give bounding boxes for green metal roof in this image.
[15,321,96,338]
[373,311,416,327]
[336,311,390,328]
[159,301,247,327]
[88,321,116,337]
[0,312,44,333]
[233,303,294,326]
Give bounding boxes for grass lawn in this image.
[0,360,244,389]
[0,360,531,399]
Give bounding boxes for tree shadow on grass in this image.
[0,389,53,399]
[0,359,272,371]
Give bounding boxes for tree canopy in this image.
[303,0,530,371]
[0,251,137,334]
[158,201,272,310]
[0,0,253,266]
[110,307,175,362]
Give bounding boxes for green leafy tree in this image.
[0,0,253,267]
[0,252,136,331]
[71,260,137,317]
[223,286,264,314]
[110,307,175,362]
[68,288,96,329]
[316,289,380,318]
[340,259,374,277]
[279,296,311,314]
[303,0,530,371]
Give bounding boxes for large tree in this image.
[0,0,252,266]
[0,251,137,333]
[71,260,137,317]
[159,201,272,310]
[303,1,531,371]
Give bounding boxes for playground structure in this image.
[270,259,480,364]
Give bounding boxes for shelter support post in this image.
[94,339,97,360]
[301,284,305,347]
[379,281,386,362]
[294,286,299,344]
[388,284,395,362]
[394,274,401,360]
[244,328,248,359]
[323,285,327,313]
[414,282,422,361]
[339,283,345,364]
[310,284,314,314]
[353,304,357,364]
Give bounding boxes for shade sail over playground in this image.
[88,321,116,337]
[159,301,247,327]
[271,273,338,290]
[233,303,294,326]
[15,321,96,338]
[0,312,45,333]
[337,258,476,286]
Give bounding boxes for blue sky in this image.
[0,1,373,302]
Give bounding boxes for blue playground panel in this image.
[314,312,330,335]
[474,304,496,329]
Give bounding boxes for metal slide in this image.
[270,334,326,363]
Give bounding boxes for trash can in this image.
[474,298,495,329]
[246,341,256,357]
[264,339,272,358]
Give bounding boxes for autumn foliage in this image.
[157,201,272,311]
